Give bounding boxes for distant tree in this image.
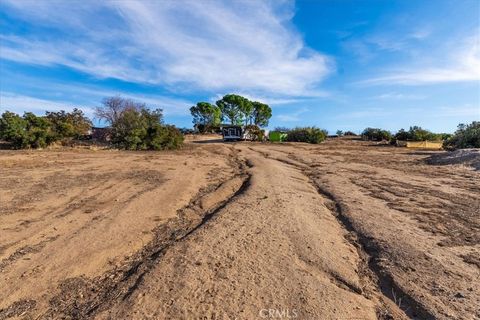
[216,94,249,125]
[393,126,443,142]
[443,121,480,149]
[46,108,92,139]
[95,96,145,126]
[361,128,392,141]
[274,127,291,132]
[111,107,183,150]
[336,130,343,136]
[190,102,221,132]
[251,101,272,127]
[344,131,357,136]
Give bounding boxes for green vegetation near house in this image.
[269,131,288,142]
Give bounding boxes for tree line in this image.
[360,123,479,149]
[0,96,183,150]
[190,94,272,132]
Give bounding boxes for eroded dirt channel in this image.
[0,137,478,319]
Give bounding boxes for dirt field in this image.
[0,137,478,319]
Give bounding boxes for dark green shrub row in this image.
[0,109,91,149]
[286,127,327,144]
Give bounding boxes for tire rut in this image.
[247,146,416,320]
[24,150,252,319]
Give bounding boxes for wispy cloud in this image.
[275,107,309,122]
[373,92,426,100]
[0,82,194,116]
[358,35,480,85]
[0,0,333,97]
[0,92,95,116]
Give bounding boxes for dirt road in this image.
[0,137,478,319]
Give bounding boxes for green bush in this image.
[0,111,56,148]
[111,108,183,150]
[394,126,443,142]
[443,121,480,149]
[361,128,392,141]
[46,108,92,139]
[286,127,327,144]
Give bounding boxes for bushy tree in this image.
[251,101,272,127]
[0,111,55,148]
[361,128,392,141]
[443,121,480,149]
[286,127,327,144]
[111,107,183,150]
[336,130,343,136]
[190,102,221,133]
[0,111,27,147]
[46,108,92,139]
[216,94,250,125]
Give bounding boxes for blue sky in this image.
[0,0,479,133]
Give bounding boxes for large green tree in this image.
[251,101,272,127]
[190,102,221,127]
[216,94,250,125]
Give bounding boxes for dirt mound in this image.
[427,149,480,170]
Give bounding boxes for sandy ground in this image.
[0,137,478,319]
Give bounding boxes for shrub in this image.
[286,127,327,144]
[443,121,480,149]
[244,124,265,141]
[361,128,392,141]
[111,107,183,150]
[344,131,357,136]
[46,108,92,139]
[0,111,56,148]
[394,126,442,142]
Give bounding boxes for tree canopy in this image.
[251,101,272,127]
[188,94,272,128]
[190,102,221,129]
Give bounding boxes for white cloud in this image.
[0,92,95,116]
[358,35,480,85]
[0,0,333,97]
[373,92,426,100]
[0,83,194,116]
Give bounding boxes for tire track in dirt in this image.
[34,150,251,319]
[247,145,412,319]
[252,142,479,319]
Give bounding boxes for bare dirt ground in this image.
[0,137,478,319]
